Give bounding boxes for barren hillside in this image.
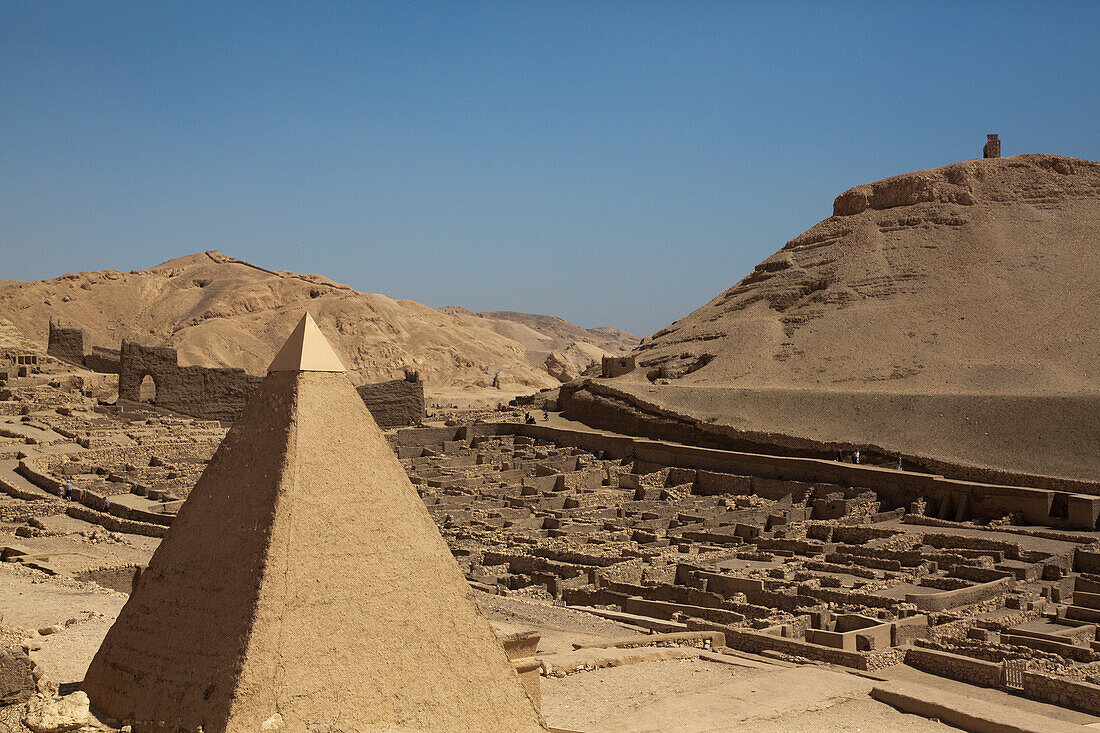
[0,252,632,392]
[566,153,1100,480]
[441,307,640,382]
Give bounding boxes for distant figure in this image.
[64,481,73,500]
[104,497,111,512]
[853,450,860,464]
[836,451,843,462]
[525,412,535,425]
[897,456,903,471]
[542,411,549,421]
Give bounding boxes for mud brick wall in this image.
[892,615,931,645]
[906,577,1013,612]
[904,647,1004,688]
[85,346,121,374]
[47,322,87,365]
[65,505,167,538]
[1074,548,1100,574]
[120,340,425,426]
[1020,671,1100,715]
[601,355,636,378]
[118,341,262,422]
[704,625,905,671]
[356,375,424,428]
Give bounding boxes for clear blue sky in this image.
[2,1,1097,337]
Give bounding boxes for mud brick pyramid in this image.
[82,313,546,732]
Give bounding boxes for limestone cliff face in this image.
[0,251,629,391]
[635,154,1100,396]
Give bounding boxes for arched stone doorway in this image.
[139,374,157,403]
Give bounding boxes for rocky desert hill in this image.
[0,251,636,394]
[441,307,639,382]
[564,153,1100,481]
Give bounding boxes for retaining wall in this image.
[697,623,905,671]
[904,647,1004,688]
[559,380,1100,494]
[1020,670,1100,716]
[905,577,1013,612]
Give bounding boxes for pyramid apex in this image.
[268,312,346,373]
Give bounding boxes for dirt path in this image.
[541,660,956,732]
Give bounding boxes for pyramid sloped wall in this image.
[84,370,545,732]
[83,371,295,724]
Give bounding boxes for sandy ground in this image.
[2,567,953,733]
[542,661,956,733]
[0,563,1072,733]
[477,592,643,655]
[0,563,127,689]
[0,564,126,632]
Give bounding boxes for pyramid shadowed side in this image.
[82,371,299,727]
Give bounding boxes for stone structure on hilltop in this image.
[984,133,1001,159]
[81,313,546,732]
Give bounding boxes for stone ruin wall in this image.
[118,341,261,423]
[85,346,121,374]
[47,321,87,365]
[389,420,1100,533]
[118,340,424,427]
[356,373,424,429]
[1019,670,1100,715]
[45,322,120,373]
[601,355,636,378]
